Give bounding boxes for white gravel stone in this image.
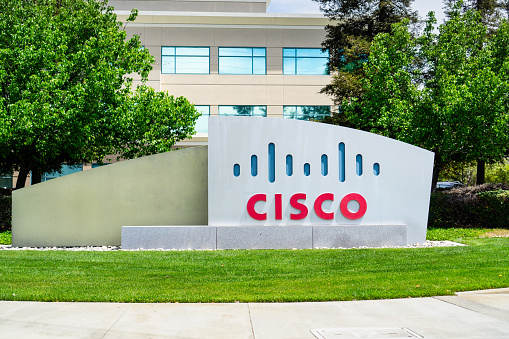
[0,240,466,251]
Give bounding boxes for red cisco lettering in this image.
[247,194,267,220]
[314,193,334,220]
[247,193,367,221]
[275,193,283,220]
[339,193,367,220]
[290,193,308,220]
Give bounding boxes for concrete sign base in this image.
[121,225,407,250]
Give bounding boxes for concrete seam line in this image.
[101,304,132,338]
[433,296,509,322]
[247,303,256,339]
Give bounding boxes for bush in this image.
[0,195,11,232]
[429,183,509,229]
[0,231,11,245]
[0,188,12,196]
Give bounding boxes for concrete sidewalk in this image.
[0,289,508,339]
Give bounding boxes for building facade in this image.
[116,0,333,146]
[7,0,332,188]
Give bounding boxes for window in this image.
[0,173,12,189]
[283,106,331,121]
[218,106,267,116]
[194,106,210,133]
[219,48,266,75]
[161,47,210,74]
[40,165,83,182]
[283,48,329,75]
[92,163,111,168]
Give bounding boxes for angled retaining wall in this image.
[12,147,208,247]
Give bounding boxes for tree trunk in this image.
[476,159,485,185]
[15,167,29,189]
[431,153,443,193]
[431,163,441,193]
[31,169,42,185]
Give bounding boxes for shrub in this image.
[429,184,509,229]
[0,188,12,196]
[0,195,11,232]
[0,231,11,245]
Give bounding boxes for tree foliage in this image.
[342,6,509,190]
[444,0,509,30]
[444,0,509,184]
[0,0,200,188]
[313,0,418,118]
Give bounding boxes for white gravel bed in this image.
[0,245,121,251]
[0,240,466,251]
[403,240,467,248]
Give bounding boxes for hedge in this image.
[0,191,11,232]
[428,184,509,229]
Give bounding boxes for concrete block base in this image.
[313,225,407,248]
[121,225,407,250]
[121,226,216,250]
[217,226,313,249]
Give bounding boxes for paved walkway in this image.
[0,288,508,338]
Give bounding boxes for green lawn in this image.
[0,235,507,303]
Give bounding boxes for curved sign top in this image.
[208,116,434,244]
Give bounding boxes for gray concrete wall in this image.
[12,147,208,247]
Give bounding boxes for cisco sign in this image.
[12,115,435,249]
[208,117,434,245]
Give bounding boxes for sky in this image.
[266,0,446,24]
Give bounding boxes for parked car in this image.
[436,181,465,190]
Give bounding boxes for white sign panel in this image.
[208,117,434,244]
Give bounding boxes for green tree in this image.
[313,0,418,126]
[343,6,509,191]
[445,0,509,184]
[444,0,509,30]
[0,0,200,188]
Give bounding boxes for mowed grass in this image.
[0,237,508,303]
